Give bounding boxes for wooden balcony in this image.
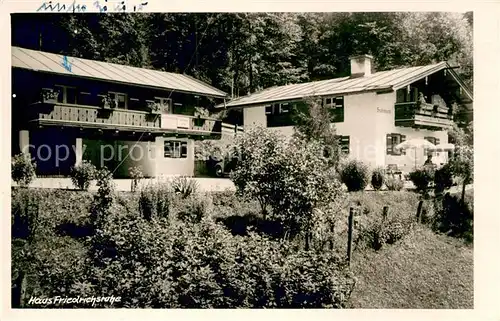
[394,102,453,130]
[27,102,222,138]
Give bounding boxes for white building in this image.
[218,55,473,173]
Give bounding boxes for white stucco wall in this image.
[374,94,448,172]
[154,137,195,177]
[242,90,448,172]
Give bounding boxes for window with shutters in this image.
[335,135,350,155]
[386,133,406,155]
[164,141,188,159]
[323,96,344,123]
[424,136,440,146]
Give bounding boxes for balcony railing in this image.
[28,102,222,137]
[394,101,453,130]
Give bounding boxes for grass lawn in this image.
[348,226,473,308]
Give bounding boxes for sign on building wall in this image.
[161,115,191,130]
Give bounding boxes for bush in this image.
[90,216,356,308]
[356,211,414,250]
[11,153,37,187]
[11,188,41,241]
[138,182,173,221]
[70,161,97,191]
[129,166,144,192]
[340,160,370,192]
[434,163,454,194]
[175,193,214,223]
[385,177,405,191]
[231,127,345,237]
[409,167,435,193]
[433,193,473,242]
[171,176,199,198]
[371,167,385,191]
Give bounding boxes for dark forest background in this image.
[11,12,473,99]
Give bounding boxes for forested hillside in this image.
[12,12,473,98]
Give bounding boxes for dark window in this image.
[109,92,127,109]
[54,85,64,103]
[266,102,294,127]
[335,135,350,155]
[164,141,188,159]
[424,136,439,146]
[54,85,77,104]
[386,133,406,155]
[323,96,344,122]
[66,87,77,104]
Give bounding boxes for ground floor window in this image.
[335,135,350,155]
[386,133,406,155]
[424,136,440,146]
[164,141,188,158]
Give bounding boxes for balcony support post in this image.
[75,137,83,167]
[19,130,30,157]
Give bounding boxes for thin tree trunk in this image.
[461,175,469,205]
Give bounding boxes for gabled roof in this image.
[218,61,473,108]
[11,46,228,98]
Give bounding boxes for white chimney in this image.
[349,54,374,78]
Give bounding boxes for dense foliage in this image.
[11,185,357,308]
[409,167,435,194]
[339,160,370,192]
[11,153,37,187]
[371,167,385,191]
[70,161,97,191]
[231,126,345,238]
[385,177,405,191]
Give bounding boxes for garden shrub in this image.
[409,167,435,193]
[176,193,214,223]
[340,160,370,192]
[11,188,41,241]
[371,167,385,191]
[433,192,473,242]
[70,161,97,191]
[138,182,173,221]
[11,153,37,187]
[385,177,404,191]
[434,163,454,194]
[232,127,345,238]
[355,202,415,251]
[90,216,356,308]
[171,176,199,198]
[129,166,144,192]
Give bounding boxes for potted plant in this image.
[40,88,59,103]
[147,101,163,115]
[101,94,118,109]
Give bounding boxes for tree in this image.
[292,97,341,168]
[231,126,345,242]
[448,122,473,204]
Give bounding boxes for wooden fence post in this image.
[416,200,424,223]
[329,222,335,250]
[382,206,389,221]
[347,207,354,265]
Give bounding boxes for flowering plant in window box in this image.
[147,101,164,115]
[101,94,118,109]
[40,88,59,103]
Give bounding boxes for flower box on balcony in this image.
[40,88,59,104]
[100,95,118,110]
[147,101,164,115]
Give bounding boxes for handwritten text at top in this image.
[36,0,148,13]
